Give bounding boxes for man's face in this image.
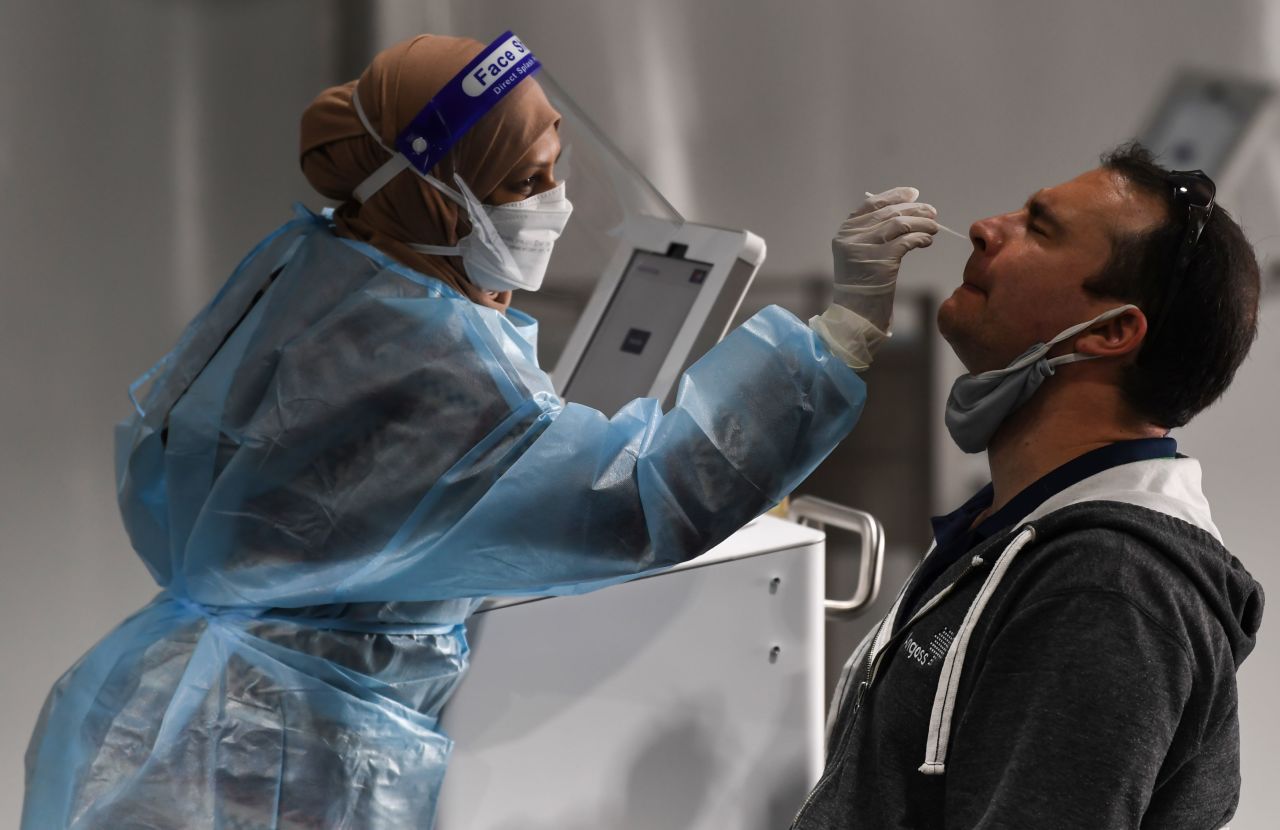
[937,167,1166,372]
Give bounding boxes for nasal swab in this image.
[864,191,968,241]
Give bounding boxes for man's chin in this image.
[936,303,985,371]
[936,295,967,342]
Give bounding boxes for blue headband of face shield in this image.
[351,31,542,203]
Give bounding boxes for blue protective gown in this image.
[22,208,866,829]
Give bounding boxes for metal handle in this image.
[787,495,885,621]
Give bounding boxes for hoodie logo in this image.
[904,627,956,669]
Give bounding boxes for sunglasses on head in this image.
[1171,169,1216,251]
[1146,169,1216,344]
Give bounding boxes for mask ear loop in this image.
[966,304,1139,380]
[1042,304,1139,370]
[408,173,524,291]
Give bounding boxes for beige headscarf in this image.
[299,34,561,311]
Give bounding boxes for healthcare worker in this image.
[22,33,937,829]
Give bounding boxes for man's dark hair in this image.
[1085,141,1261,428]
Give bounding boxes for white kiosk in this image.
[436,516,827,829]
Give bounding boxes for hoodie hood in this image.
[1024,457,1263,667]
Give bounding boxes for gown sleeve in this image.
[117,221,866,608]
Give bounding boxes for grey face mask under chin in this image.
[943,304,1138,453]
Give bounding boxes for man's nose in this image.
[969,215,1003,255]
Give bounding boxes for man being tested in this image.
[793,144,1263,829]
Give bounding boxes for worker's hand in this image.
[831,187,938,331]
[811,187,938,371]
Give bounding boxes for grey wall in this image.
[2,0,1278,826]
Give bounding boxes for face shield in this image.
[346,31,682,297]
[531,70,684,287]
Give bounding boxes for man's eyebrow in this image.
[1025,193,1064,231]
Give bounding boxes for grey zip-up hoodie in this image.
[792,458,1264,829]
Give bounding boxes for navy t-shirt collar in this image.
[931,436,1179,552]
[900,437,1179,626]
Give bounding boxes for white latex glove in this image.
[810,187,938,370]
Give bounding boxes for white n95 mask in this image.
[410,176,573,293]
[944,304,1138,453]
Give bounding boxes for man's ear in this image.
[1074,306,1147,360]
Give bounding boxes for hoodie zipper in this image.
[852,612,889,709]
[862,554,986,690]
[790,553,990,828]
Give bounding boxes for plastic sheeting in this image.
[23,208,865,829]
